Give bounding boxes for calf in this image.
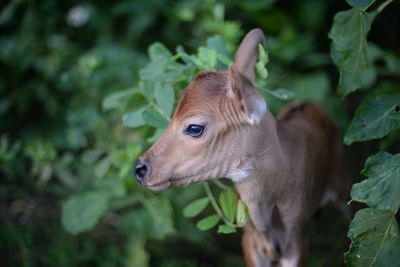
[135,29,351,267]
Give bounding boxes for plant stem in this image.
[212,179,231,190]
[150,101,171,121]
[377,0,393,14]
[202,182,239,228]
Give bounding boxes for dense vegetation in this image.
[1,0,399,266]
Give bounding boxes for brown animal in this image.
[135,29,351,267]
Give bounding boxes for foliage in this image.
[1,0,399,266]
[329,0,400,266]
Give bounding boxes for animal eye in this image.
[184,124,205,137]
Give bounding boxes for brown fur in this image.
[136,29,351,267]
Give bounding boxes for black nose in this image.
[135,160,148,182]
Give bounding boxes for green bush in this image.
[1,0,399,266]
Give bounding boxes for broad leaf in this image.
[374,237,400,267]
[62,192,109,234]
[329,8,375,96]
[218,189,237,223]
[142,106,169,128]
[351,152,400,212]
[197,47,217,69]
[218,225,237,234]
[344,91,400,144]
[183,197,210,218]
[196,215,220,231]
[345,208,399,267]
[122,106,146,128]
[154,83,175,117]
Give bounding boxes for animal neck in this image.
[232,110,291,205]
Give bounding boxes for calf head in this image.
[135,29,267,191]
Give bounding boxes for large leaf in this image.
[329,8,375,96]
[344,91,400,144]
[122,106,146,128]
[218,189,237,223]
[196,47,217,69]
[373,237,400,267]
[183,197,210,218]
[345,208,399,267]
[142,106,169,128]
[62,192,109,234]
[351,152,400,212]
[154,83,175,118]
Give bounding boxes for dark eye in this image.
[184,124,205,137]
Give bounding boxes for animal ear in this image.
[234,28,265,82]
[228,65,267,125]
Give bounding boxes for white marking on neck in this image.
[225,160,252,182]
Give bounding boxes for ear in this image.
[234,28,265,82]
[228,65,267,125]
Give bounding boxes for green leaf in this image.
[183,197,210,218]
[217,53,233,66]
[154,83,175,117]
[102,89,136,111]
[270,88,295,101]
[344,91,400,144]
[351,152,400,212]
[345,208,399,267]
[142,106,169,128]
[94,156,111,179]
[196,214,220,231]
[374,237,400,267]
[122,107,146,128]
[140,80,156,101]
[197,47,217,69]
[125,237,149,267]
[346,0,373,7]
[329,8,375,96]
[148,42,172,62]
[140,196,176,239]
[236,199,249,226]
[62,192,109,234]
[140,62,164,81]
[218,189,237,223]
[206,35,229,56]
[256,44,269,79]
[289,72,329,102]
[218,224,237,234]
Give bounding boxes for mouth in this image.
[146,180,171,192]
[145,174,200,191]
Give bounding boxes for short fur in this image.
[136,29,351,267]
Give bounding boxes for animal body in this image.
[135,29,351,267]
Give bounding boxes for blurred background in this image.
[1,0,399,266]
